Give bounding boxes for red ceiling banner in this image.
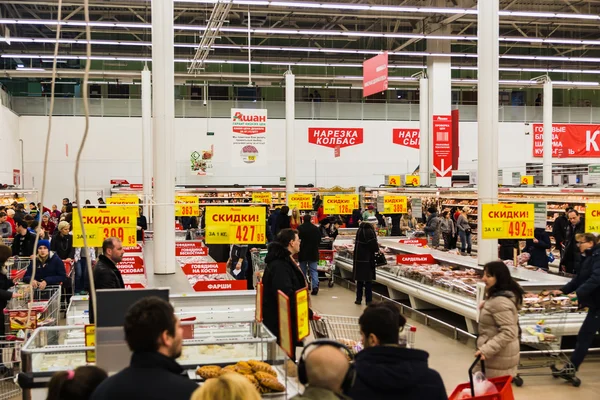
[363,52,388,97]
[432,115,453,177]
[532,124,600,158]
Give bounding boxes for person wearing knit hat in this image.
[41,212,56,239]
[23,238,67,289]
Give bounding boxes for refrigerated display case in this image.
[333,236,588,338]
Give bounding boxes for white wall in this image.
[18,116,594,206]
[0,105,20,184]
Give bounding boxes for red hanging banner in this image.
[363,52,388,97]
[532,124,600,158]
[432,115,453,177]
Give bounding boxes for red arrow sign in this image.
[181,262,227,276]
[432,115,453,177]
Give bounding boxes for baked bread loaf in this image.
[248,360,277,376]
[196,365,222,380]
[255,371,285,392]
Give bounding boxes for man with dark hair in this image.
[552,207,571,262]
[11,219,36,257]
[91,297,197,400]
[97,197,107,209]
[562,209,585,274]
[298,214,322,295]
[349,303,446,400]
[14,203,26,222]
[89,238,125,323]
[0,212,12,238]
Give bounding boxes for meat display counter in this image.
[333,237,587,339]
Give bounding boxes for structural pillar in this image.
[141,66,153,224]
[152,0,175,274]
[477,0,499,265]
[285,71,295,198]
[427,20,452,187]
[419,77,430,186]
[543,80,553,186]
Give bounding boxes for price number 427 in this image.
[234,225,265,243]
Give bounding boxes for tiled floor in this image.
[309,284,600,400]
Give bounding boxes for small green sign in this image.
[280,177,286,183]
[207,131,214,136]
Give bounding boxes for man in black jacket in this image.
[552,207,571,260]
[562,209,585,274]
[91,297,197,400]
[298,215,321,295]
[90,237,125,323]
[11,219,36,257]
[349,303,447,400]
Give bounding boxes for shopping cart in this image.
[3,285,61,336]
[515,306,580,387]
[251,250,268,287]
[0,337,23,400]
[6,257,31,282]
[1,238,13,247]
[317,250,335,288]
[309,314,416,351]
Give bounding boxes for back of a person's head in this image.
[124,297,175,352]
[191,373,261,400]
[0,244,12,266]
[359,302,406,345]
[46,366,107,400]
[303,214,311,224]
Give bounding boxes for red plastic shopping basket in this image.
[448,356,515,400]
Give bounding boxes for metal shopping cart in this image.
[251,249,268,287]
[0,337,23,400]
[317,250,335,288]
[515,306,580,387]
[6,257,31,282]
[309,314,416,352]
[3,286,61,336]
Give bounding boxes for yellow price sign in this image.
[585,203,600,233]
[85,324,96,363]
[405,175,420,186]
[323,195,358,215]
[277,290,293,359]
[295,288,309,341]
[288,193,313,210]
[106,196,140,216]
[481,203,534,239]
[72,208,137,247]
[383,196,408,214]
[520,175,534,185]
[252,192,272,205]
[387,175,401,186]
[205,206,267,244]
[175,196,199,217]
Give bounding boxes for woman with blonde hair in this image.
[191,373,261,400]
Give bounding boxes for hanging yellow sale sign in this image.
[323,195,359,215]
[251,192,272,205]
[481,203,534,239]
[106,195,140,216]
[585,203,600,233]
[387,175,401,186]
[72,208,137,247]
[520,175,534,186]
[175,196,199,217]
[405,175,420,186]
[288,194,313,210]
[383,196,408,214]
[205,206,266,244]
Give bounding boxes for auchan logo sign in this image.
[231,110,267,135]
[308,128,364,149]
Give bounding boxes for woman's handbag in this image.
[374,251,387,267]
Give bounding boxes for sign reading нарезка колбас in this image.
[308,127,364,157]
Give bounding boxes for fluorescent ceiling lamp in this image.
[174,1,600,20]
[16,67,45,71]
[16,63,24,68]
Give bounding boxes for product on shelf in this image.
[196,360,285,393]
[521,292,578,314]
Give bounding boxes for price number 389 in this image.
[103,227,136,245]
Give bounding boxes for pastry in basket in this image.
[234,361,253,375]
[255,371,285,392]
[258,385,273,394]
[243,373,260,389]
[247,360,277,376]
[196,365,222,379]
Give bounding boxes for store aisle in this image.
[310,284,600,400]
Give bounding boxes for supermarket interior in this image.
[3,1,600,400]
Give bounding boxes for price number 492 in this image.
[507,221,531,237]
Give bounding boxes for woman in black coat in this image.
[0,245,20,336]
[261,229,310,360]
[525,228,551,270]
[353,222,380,305]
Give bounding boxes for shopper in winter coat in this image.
[267,208,280,242]
[0,245,22,336]
[476,261,523,378]
[525,228,551,270]
[349,303,447,400]
[12,219,37,257]
[6,209,16,238]
[456,207,472,255]
[23,240,67,287]
[423,207,441,248]
[51,221,75,263]
[290,208,301,230]
[555,233,600,373]
[228,244,249,281]
[353,221,379,305]
[400,213,418,235]
[552,208,570,259]
[440,211,455,250]
[0,212,12,238]
[90,238,126,324]
[319,219,331,238]
[298,215,322,295]
[562,209,585,274]
[348,209,362,228]
[362,205,375,221]
[389,214,402,236]
[40,212,56,239]
[261,229,310,359]
[498,239,520,262]
[275,206,291,236]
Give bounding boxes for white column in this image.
[141,66,153,224]
[419,77,429,186]
[477,0,499,265]
[285,71,295,198]
[543,80,553,186]
[152,0,175,274]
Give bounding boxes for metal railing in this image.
[9,96,600,123]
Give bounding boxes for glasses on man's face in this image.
[576,242,588,246]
